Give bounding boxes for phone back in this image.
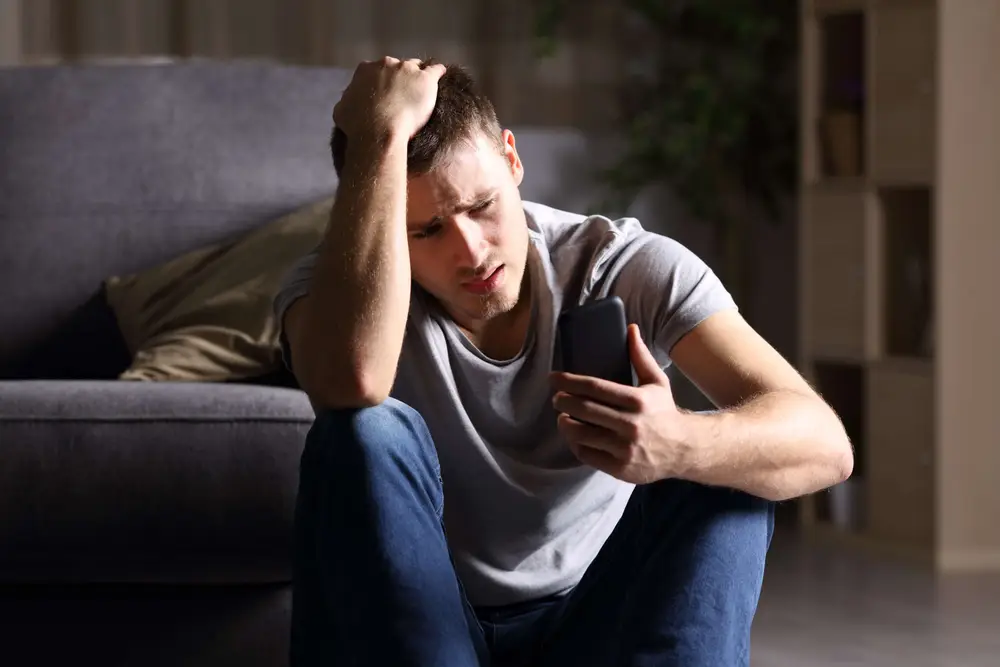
[557,296,636,386]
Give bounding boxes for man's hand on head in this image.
[333,57,447,145]
[550,324,696,485]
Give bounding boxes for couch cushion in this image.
[0,61,350,372]
[0,380,315,584]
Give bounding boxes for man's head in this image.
[331,60,530,335]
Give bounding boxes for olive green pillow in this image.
[104,196,333,382]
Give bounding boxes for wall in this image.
[936,0,1000,569]
[13,0,623,129]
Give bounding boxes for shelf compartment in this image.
[878,187,934,359]
[811,360,867,529]
[817,10,866,179]
[869,0,936,184]
[803,186,875,360]
[865,360,935,549]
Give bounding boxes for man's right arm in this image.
[282,58,445,409]
[283,133,409,408]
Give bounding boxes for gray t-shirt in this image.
[273,200,736,606]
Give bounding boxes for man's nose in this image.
[451,216,487,268]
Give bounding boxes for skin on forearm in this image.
[294,130,411,406]
[673,390,854,502]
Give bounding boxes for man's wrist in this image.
[347,123,410,152]
[661,408,718,483]
[347,125,407,160]
[339,125,410,192]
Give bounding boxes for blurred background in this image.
[2,0,626,127]
[0,0,800,364]
[2,1,999,665]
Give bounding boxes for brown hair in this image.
[330,59,503,178]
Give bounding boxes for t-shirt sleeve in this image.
[605,223,738,366]
[272,247,319,371]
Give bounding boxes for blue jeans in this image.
[291,398,774,667]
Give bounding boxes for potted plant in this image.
[533,0,798,312]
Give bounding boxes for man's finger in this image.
[557,414,629,458]
[424,62,447,78]
[549,371,641,411]
[628,323,668,386]
[567,440,625,476]
[552,391,633,434]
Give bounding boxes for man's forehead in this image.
[433,134,501,173]
[409,150,500,201]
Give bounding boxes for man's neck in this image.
[471,302,531,361]
[460,267,533,361]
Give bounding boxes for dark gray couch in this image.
[0,60,344,666]
[0,60,597,665]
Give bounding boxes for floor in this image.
[751,525,1000,666]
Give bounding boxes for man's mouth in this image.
[462,265,505,295]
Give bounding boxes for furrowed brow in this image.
[408,190,497,231]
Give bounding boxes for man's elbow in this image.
[325,377,392,410]
[284,301,395,409]
[820,403,855,487]
[300,366,394,411]
[771,397,855,502]
[835,435,855,482]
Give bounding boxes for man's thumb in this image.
[628,324,667,385]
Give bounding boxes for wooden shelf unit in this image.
[797,0,1000,570]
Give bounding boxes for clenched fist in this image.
[333,57,447,143]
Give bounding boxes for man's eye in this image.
[472,199,495,214]
[412,223,442,239]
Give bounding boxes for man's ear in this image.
[501,129,524,186]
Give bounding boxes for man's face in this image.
[405,129,529,331]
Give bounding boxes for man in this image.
[275,57,853,667]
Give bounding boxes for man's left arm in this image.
[665,309,854,501]
[550,227,853,502]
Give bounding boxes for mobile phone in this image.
[556,296,636,386]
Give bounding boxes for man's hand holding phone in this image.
[551,303,691,485]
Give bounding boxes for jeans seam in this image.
[614,487,646,665]
[433,466,444,518]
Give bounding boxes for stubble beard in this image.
[469,289,517,322]
[483,259,530,323]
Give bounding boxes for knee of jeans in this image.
[308,397,440,477]
[693,485,775,559]
[648,481,775,558]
